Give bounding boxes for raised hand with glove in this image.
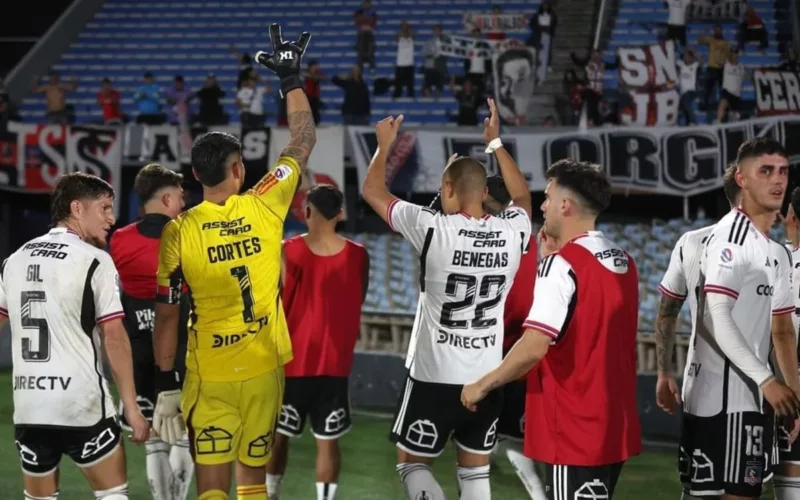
[255,23,311,98]
[152,368,185,446]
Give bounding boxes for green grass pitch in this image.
[0,371,776,498]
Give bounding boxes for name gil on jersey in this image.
[207,237,262,263]
[457,229,507,248]
[14,375,72,391]
[436,330,497,349]
[201,217,252,237]
[452,250,508,268]
[23,242,69,260]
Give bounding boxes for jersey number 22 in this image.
[440,273,506,329]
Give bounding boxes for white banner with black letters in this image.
[462,12,528,33]
[753,69,800,116]
[347,117,800,196]
[437,34,524,60]
[687,0,744,21]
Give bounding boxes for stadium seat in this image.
[21,0,537,125]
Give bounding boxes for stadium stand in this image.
[20,0,534,125]
[605,0,781,123]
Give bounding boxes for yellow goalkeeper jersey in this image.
[156,156,300,381]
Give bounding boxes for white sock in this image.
[396,463,445,500]
[316,482,338,500]
[505,444,547,500]
[24,492,58,500]
[457,465,491,500]
[266,474,283,500]
[94,483,128,499]
[774,475,800,499]
[145,438,171,500]
[169,438,194,500]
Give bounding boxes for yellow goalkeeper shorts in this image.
[181,367,285,467]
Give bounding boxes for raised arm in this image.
[483,98,532,218]
[256,24,317,172]
[362,115,405,224]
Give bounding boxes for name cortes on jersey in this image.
[386,199,532,385]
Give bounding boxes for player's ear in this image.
[305,206,311,220]
[192,167,201,182]
[335,209,345,222]
[70,199,83,219]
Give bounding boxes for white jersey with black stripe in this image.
[386,199,532,385]
[0,228,123,427]
[683,210,793,416]
[790,245,800,337]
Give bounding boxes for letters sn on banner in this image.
[617,41,680,126]
[754,69,800,116]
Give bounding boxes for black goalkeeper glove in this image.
[255,23,311,98]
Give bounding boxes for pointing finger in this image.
[296,32,311,54]
[269,23,283,53]
[488,97,498,116]
[394,114,404,128]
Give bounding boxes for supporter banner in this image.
[268,126,346,220]
[462,12,528,33]
[347,117,800,197]
[687,0,744,22]
[437,34,523,60]
[493,48,536,125]
[617,41,680,126]
[753,69,800,116]
[0,122,123,214]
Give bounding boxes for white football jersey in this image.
[790,244,800,337]
[659,224,714,340]
[684,210,793,416]
[0,228,123,427]
[387,199,532,385]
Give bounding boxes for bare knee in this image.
[196,462,233,495]
[396,447,434,466]
[236,460,266,486]
[456,447,490,468]
[23,469,59,498]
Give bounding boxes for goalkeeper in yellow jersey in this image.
[152,24,316,500]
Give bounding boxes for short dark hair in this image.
[191,132,242,187]
[722,163,741,206]
[101,78,110,84]
[545,159,611,214]
[307,184,344,220]
[144,72,153,79]
[445,157,487,196]
[51,172,115,225]
[736,137,788,165]
[486,175,511,206]
[791,187,800,218]
[134,163,184,204]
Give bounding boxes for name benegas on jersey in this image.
[453,229,509,268]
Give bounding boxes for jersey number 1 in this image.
[20,291,50,362]
[440,273,506,329]
[230,265,256,323]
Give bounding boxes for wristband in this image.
[155,369,182,393]
[278,75,304,99]
[485,137,503,154]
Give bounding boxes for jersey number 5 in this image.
[230,265,256,323]
[20,291,50,362]
[440,273,506,329]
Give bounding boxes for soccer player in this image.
[462,159,642,499]
[109,163,194,500]
[363,99,534,500]
[773,186,800,499]
[675,138,800,500]
[655,164,742,416]
[483,176,546,500]
[265,184,369,500]
[151,25,316,500]
[0,172,149,500]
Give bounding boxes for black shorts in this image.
[15,417,121,476]
[277,376,352,440]
[497,380,525,441]
[721,89,742,111]
[423,69,444,91]
[544,462,624,500]
[389,376,503,458]
[679,411,772,497]
[666,24,687,46]
[119,337,186,429]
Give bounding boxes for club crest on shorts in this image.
[744,463,762,485]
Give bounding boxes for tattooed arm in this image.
[655,295,684,375]
[280,89,317,172]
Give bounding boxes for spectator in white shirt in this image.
[394,21,415,98]
[716,48,748,123]
[664,0,690,47]
[422,24,447,97]
[236,75,267,129]
[465,28,488,96]
[676,49,701,124]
